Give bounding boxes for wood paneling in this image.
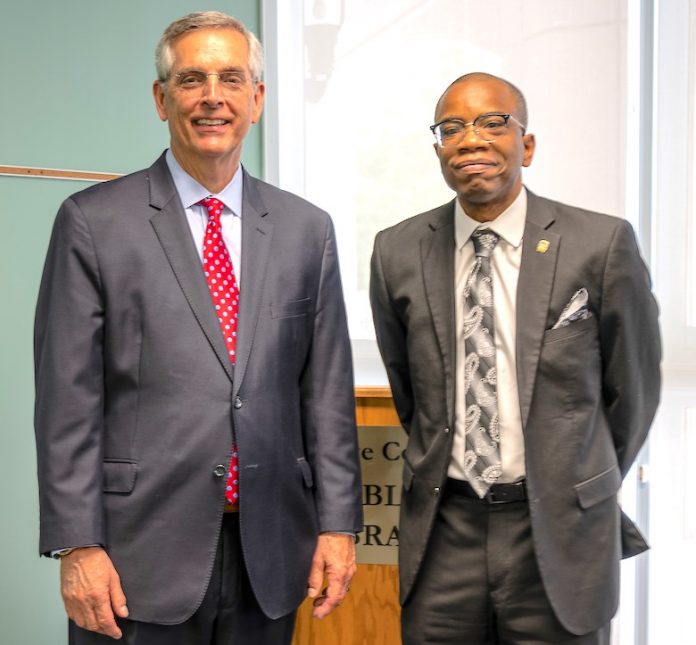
[292,564,401,645]
[292,388,402,644]
[0,165,120,182]
[355,388,400,427]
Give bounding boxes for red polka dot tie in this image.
[199,196,240,506]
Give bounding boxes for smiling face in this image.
[153,28,264,183]
[434,77,535,221]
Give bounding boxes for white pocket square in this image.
[552,288,591,329]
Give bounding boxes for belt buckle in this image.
[484,488,507,504]
[484,481,525,504]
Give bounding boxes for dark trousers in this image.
[69,514,296,645]
[401,486,610,645]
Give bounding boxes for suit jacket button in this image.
[233,396,243,409]
[434,487,440,495]
[213,465,226,477]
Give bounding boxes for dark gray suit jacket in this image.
[369,190,661,635]
[35,152,362,623]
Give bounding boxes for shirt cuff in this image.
[50,544,101,559]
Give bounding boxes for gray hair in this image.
[155,11,264,84]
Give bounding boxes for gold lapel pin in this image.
[535,239,550,254]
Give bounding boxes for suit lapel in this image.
[516,191,560,427]
[232,172,273,397]
[148,154,234,383]
[421,202,457,423]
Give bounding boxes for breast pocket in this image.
[536,313,601,414]
[270,297,312,319]
[543,313,596,345]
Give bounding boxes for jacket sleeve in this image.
[299,215,363,534]
[599,218,661,476]
[34,198,106,554]
[369,232,414,435]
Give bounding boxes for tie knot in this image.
[471,229,499,259]
[199,197,224,222]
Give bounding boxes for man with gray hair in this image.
[35,11,362,644]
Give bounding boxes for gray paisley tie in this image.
[462,229,501,497]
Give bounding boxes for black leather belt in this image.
[446,478,527,504]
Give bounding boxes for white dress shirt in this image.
[448,188,527,484]
[165,149,243,286]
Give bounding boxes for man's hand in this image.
[60,547,129,639]
[306,533,356,619]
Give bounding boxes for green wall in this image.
[0,2,262,643]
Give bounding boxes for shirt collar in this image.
[165,149,243,217]
[454,187,527,251]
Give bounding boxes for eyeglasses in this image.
[430,113,526,147]
[171,70,250,93]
